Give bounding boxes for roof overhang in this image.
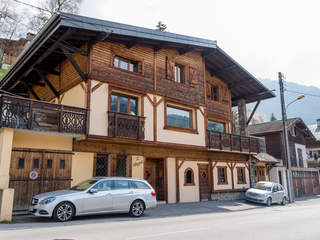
[0,12,275,105]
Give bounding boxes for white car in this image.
[245,181,288,206]
[29,177,157,222]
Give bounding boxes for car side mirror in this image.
[89,188,98,194]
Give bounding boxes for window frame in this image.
[184,168,195,186]
[113,55,139,73]
[111,51,144,76]
[174,64,185,83]
[237,167,246,184]
[164,102,198,134]
[217,166,228,185]
[109,91,139,116]
[209,84,220,102]
[207,119,226,133]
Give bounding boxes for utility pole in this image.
[279,72,295,203]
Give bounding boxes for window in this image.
[166,105,192,129]
[208,120,225,132]
[92,180,112,191]
[237,167,246,184]
[174,64,184,83]
[217,167,227,184]
[47,159,53,169]
[113,55,138,73]
[60,159,65,169]
[18,158,25,169]
[184,168,195,186]
[116,155,127,177]
[130,181,151,189]
[209,85,219,101]
[110,93,138,115]
[33,158,39,169]
[114,180,129,190]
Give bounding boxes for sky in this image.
[78,0,320,87]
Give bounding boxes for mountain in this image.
[247,79,320,125]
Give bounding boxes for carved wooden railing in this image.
[207,130,260,153]
[108,112,145,140]
[0,95,87,135]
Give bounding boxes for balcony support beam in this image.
[35,69,60,98]
[247,100,261,125]
[21,81,40,100]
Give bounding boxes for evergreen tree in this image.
[270,113,277,121]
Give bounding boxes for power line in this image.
[12,0,51,14]
[286,89,320,98]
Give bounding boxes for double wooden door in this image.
[9,149,72,211]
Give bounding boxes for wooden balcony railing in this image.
[0,95,87,135]
[108,112,145,140]
[207,130,260,153]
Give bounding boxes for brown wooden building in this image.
[0,12,275,215]
[249,118,320,198]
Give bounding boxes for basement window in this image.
[47,159,53,169]
[18,158,25,169]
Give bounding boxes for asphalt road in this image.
[1,197,320,240]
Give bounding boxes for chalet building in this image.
[307,119,320,162]
[249,118,320,198]
[0,13,275,218]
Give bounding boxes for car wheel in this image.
[129,200,145,217]
[281,197,287,205]
[53,202,75,222]
[266,197,272,207]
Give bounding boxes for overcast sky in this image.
[79,0,320,87]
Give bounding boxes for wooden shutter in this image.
[166,56,175,81]
[221,87,230,105]
[138,61,143,74]
[189,66,198,85]
[206,82,211,99]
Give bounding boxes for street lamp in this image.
[279,72,305,203]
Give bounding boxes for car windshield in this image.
[70,179,98,191]
[254,182,272,191]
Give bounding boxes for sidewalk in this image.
[2,196,320,229]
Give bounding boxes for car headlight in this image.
[40,197,56,205]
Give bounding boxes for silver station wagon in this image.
[245,181,288,206]
[29,177,157,222]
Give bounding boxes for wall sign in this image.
[29,171,39,180]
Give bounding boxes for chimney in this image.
[316,119,320,132]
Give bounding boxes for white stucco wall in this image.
[179,161,200,202]
[167,157,176,203]
[89,81,108,136]
[144,95,154,141]
[233,163,250,189]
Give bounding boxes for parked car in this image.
[29,177,157,222]
[245,181,287,206]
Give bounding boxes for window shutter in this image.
[138,61,143,74]
[166,56,175,81]
[189,66,198,85]
[206,82,211,99]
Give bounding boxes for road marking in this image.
[126,227,209,240]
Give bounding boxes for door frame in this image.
[144,157,167,203]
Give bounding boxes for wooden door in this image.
[198,164,210,201]
[9,149,72,211]
[144,159,165,201]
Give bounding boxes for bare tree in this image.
[156,21,167,31]
[29,0,83,32]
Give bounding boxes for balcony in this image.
[207,130,260,153]
[108,112,145,140]
[0,95,87,135]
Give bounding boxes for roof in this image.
[249,118,315,139]
[308,123,320,141]
[0,12,275,105]
[252,152,280,164]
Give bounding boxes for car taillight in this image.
[151,191,156,197]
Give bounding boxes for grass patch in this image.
[0,220,16,224]
[0,66,8,77]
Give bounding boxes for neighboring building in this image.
[0,12,275,215]
[249,118,320,198]
[307,119,320,162]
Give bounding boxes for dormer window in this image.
[113,55,138,73]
